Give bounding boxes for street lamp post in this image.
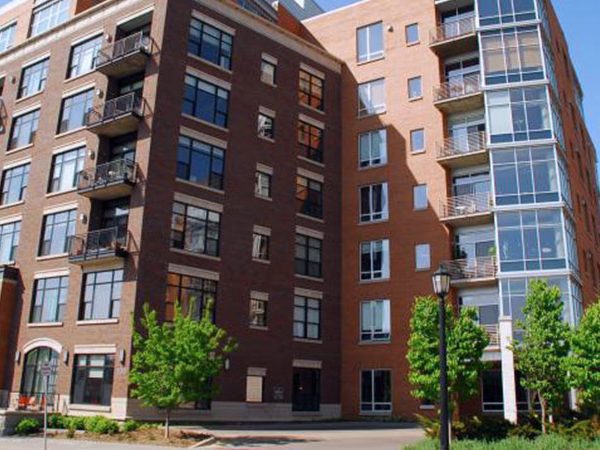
[432,266,452,450]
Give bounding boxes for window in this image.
[183,75,230,128]
[1,163,30,205]
[481,26,544,86]
[260,57,276,85]
[298,121,324,163]
[30,276,68,323]
[293,368,320,412]
[410,129,425,153]
[361,369,391,413]
[68,35,103,78]
[294,295,320,340]
[176,135,225,190]
[246,375,264,403]
[188,18,233,70]
[80,269,123,320]
[482,370,504,412]
[255,171,271,198]
[415,244,431,270]
[252,233,269,261]
[39,209,76,256]
[8,109,40,150]
[491,146,560,206]
[249,296,268,327]
[295,234,322,278]
[358,79,385,117]
[18,58,49,98]
[0,220,20,263]
[57,89,94,134]
[405,23,419,45]
[257,112,275,140]
[0,23,16,53]
[30,0,70,37]
[408,76,422,99]
[413,184,428,210]
[357,22,384,62]
[361,299,390,341]
[299,69,324,111]
[296,176,323,219]
[48,147,86,193]
[359,129,387,167]
[477,0,537,27]
[71,354,114,406]
[360,239,390,281]
[497,209,566,272]
[171,201,221,256]
[360,183,388,222]
[20,348,58,404]
[487,86,552,144]
[166,272,217,321]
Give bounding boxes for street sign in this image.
[40,362,53,450]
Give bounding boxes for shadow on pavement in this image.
[200,421,419,432]
[216,435,318,447]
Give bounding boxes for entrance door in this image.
[292,368,320,412]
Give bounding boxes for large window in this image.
[57,89,94,134]
[183,75,229,128]
[296,176,323,219]
[415,244,431,270]
[48,147,86,193]
[18,58,49,98]
[360,183,388,222]
[487,86,552,144]
[39,209,76,256]
[0,23,16,53]
[30,0,70,37]
[482,370,504,412]
[477,0,538,27]
[295,234,322,278]
[360,239,390,281]
[497,209,566,272]
[361,369,391,413]
[188,18,233,70]
[299,70,324,111]
[71,354,114,406]
[30,276,68,323]
[358,79,385,117]
[166,272,217,321]
[171,201,221,257]
[359,129,387,167]
[20,348,59,404]
[481,26,544,86]
[293,295,320,340]
[80,269,122,320]
[0,220,20,263]
[1,163,30,205]
[298,121,324,163]
[8,109,40,150]
[357,22,383,63]
[360,299,390,342]
[492,146,560,206]
[176,135,225,190]
[68,35,103,78]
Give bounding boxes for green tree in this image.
[512,280,570,434]
[407,296,489,412]
[566,300,600,413]
[129,302,236,438]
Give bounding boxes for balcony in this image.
[96,31,153,78]
[69,227,128,266]
[440,192,493,226]
[77,159,137,200]
[482,324,500,348]
[436,131,488,168]
[434,74,483,113]
[444,256,497,287]
[86,93,144,137]
[430,17,478,56]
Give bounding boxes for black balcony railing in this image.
[69,227,128,262]
[77,159,137,193]
[86,92,144,128]
[96,31,152,67]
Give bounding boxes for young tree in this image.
[129,302,236,438]
[566,300,600,413]
[407,296,489,412]
[512,280,570,434]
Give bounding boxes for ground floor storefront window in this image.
[71,354,114,406]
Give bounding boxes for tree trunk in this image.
[539,393,547,435]
[165,409,171,439]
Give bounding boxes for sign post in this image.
[40,362,52,450]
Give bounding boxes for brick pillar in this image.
[499,317,517,423]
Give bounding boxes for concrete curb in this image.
[188,436,216,448]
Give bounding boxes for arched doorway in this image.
[19,347,59,409]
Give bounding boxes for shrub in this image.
[14,418,41,435]
[66,416,86,430]
[47,414,67,429]
[406,435,600,450]
[83,415,120,435]
[457,416,514,441]
[122,419,141,433]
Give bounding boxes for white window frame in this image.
[358,79,386,117]
[359,183,388,223]
[360,239,390,281]
[357,22,384,63]
[359,129,387,168]
[415,243,431,270]
[360,299,391,342]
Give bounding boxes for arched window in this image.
[20,347,59,406]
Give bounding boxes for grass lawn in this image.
[405,434,600,450]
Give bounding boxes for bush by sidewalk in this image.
[406,434,600,450]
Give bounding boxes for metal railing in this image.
[444,256,497,281]
[441,192,493,219]
[430,16,476,45]
[437,131,487,159]
[97,31,152,67]
[78,159,137,191]
[434,74,481,102]
[86,92,143,127]
[69,226,128,261]
[482,324,500,347]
